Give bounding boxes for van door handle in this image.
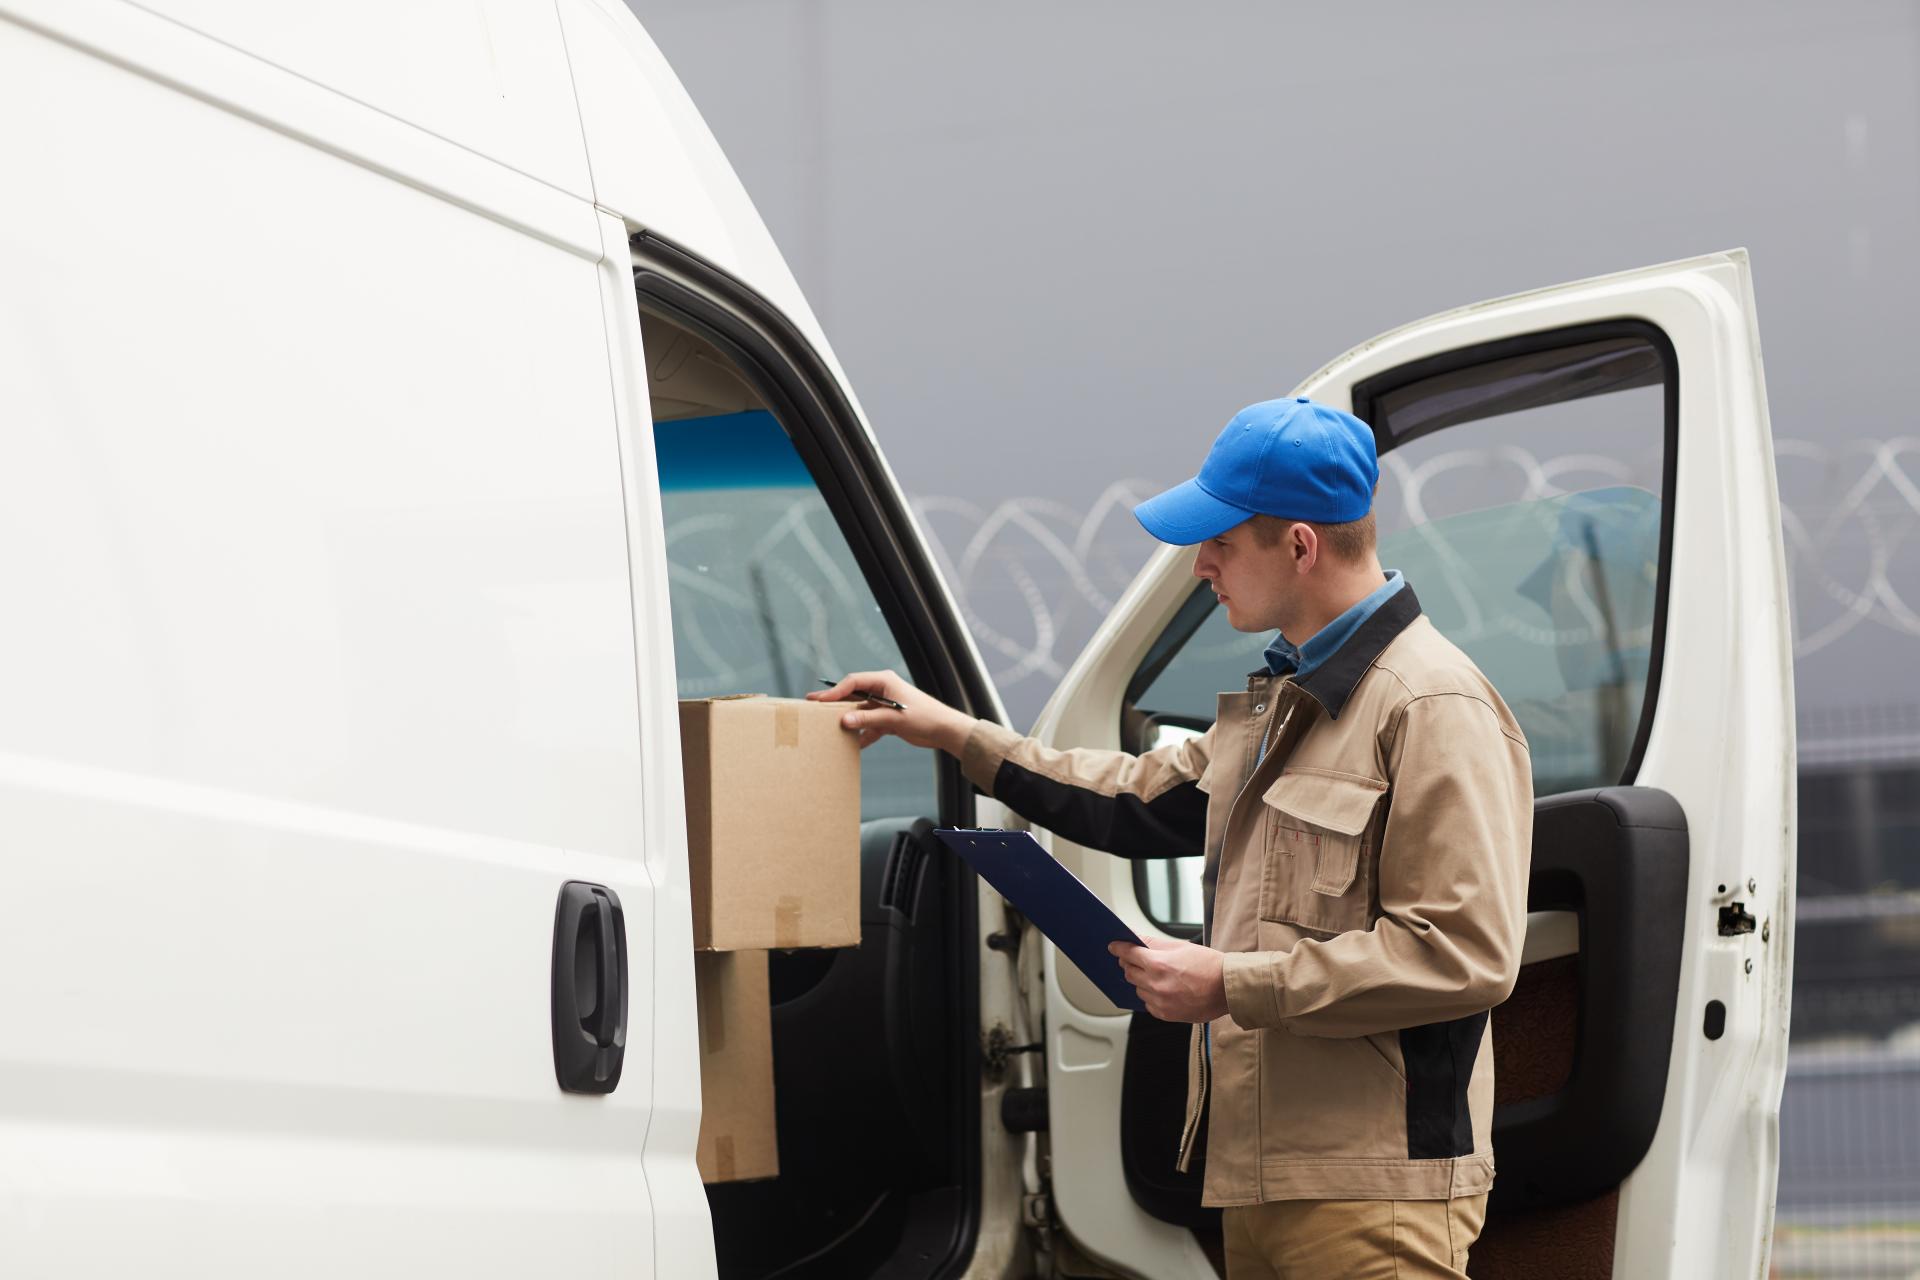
[552,881,627,1094]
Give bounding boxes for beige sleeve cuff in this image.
[1222,950,1285,1030]
[960,719,1026,796]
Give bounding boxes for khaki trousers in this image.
[1221,1194,1487,1279]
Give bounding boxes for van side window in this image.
[649,326,935,822]
[1128,327,1674,932]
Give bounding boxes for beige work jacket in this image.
[961,586,1533,1206]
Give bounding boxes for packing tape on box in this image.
[774,703,800,748]
[698,961,725,1055]
[774,895,803,948]
[713,1133,736,1182]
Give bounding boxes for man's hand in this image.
[1109,936,1229,1023]
[807,669,977,756]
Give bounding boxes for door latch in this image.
[1717,901,1757,937]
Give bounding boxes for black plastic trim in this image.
[1349,318,1681,789]
[630,234,985,1278]
[1000,1087,1050,1134]
[1489,785,1690,1213]
[1119,1011,1219,1230]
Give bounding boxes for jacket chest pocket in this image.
[1257,768,1387,935]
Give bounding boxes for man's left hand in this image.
[1109,936,1229,1023]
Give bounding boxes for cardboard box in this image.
[679,695,860,951]
[694,950,778,1183]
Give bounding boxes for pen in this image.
[818,678,906,712]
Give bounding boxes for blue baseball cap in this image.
[1132,397,1379,544]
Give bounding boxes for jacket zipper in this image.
[1175,1023,1210,1172]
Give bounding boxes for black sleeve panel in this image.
[991,761,1207,860]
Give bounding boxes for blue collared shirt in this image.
[1256,570,1405,763]
[1264,570,1406,681]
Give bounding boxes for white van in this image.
[0,2,1793,1277]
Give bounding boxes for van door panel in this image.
[1495,788,1690,1214]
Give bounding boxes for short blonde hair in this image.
[1247,511,1376,563]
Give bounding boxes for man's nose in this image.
[1192,550,1213,580]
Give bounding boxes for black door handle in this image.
[591,889,621,1049]
[552,881,627,1094]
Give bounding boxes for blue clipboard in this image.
[934,828,1145,1012]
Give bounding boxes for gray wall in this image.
[628,0,1920,733]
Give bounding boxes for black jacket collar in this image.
[1243,585,1424,720]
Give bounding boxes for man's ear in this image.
[1290,521,1318,575]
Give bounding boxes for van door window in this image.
[649,325,935,822]
[1128,327,1673,932]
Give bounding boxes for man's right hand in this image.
[807,669,977,757]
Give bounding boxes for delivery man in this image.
[811,397,1533,1279]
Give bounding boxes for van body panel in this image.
[559,2,825,368]
[0,4,658,1271]
[4,0,602,259]
[124,0,595,199]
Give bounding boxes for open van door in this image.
[1019,251,1792,1279]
